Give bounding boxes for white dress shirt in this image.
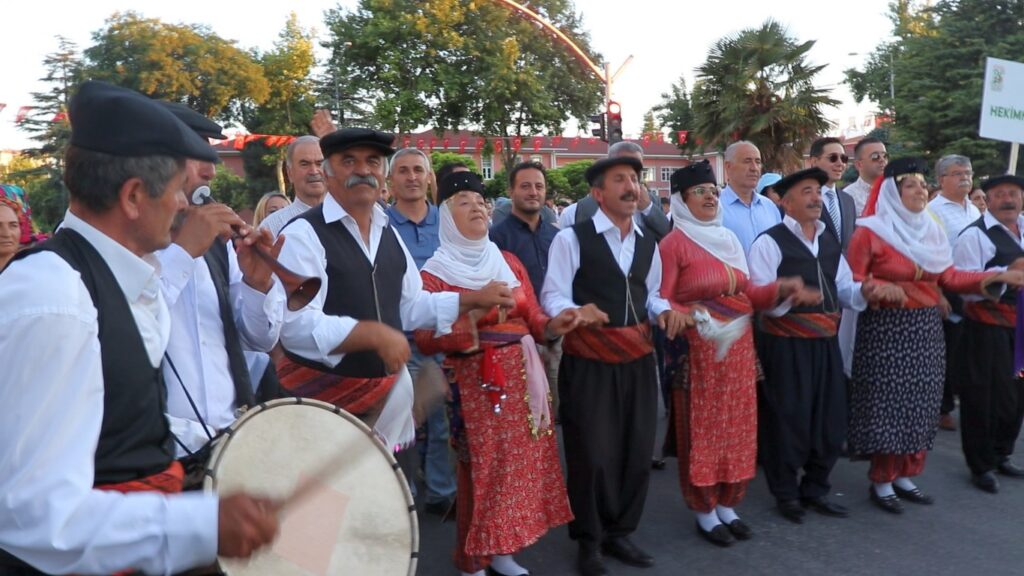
[844,177,873,217]
[259,196,315,238]
[158,242,285,455]
[558,201,578,229]
[541,208,671,322]
[748,216,867,317]
[953,211,1024,274]
[929,193,982,246]
[276,194,459,368]
[0,211,217,575]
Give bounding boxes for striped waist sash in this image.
[563,322,653,363]
[964,300,1016,328]
[277,357,398,416]
[761,312,841,338]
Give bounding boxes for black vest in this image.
[571,218,654,327]
[10,229,174,484]
[964,216,1024,304]
[286,205,406,377]
[201,239,255,407]
[764,223,841,313]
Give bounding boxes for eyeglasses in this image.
[869,152,889,162]
[825,153,849,164]
[943,170,974,179]
[689,186,720,198]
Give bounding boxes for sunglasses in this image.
[825,153,849,164]
[869,152,889,162]
[689,186,720,198]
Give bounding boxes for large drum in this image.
[203,398,418,575]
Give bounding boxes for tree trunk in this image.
[276,157,286,194]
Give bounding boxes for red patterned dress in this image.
[659,229,779,512]
[416,252,572,574]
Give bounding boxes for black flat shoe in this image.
[801,496,850,517]
[725,519,753,540]
[869,486,904,514]
[577,544,608,576]
[998,460,1024,478]
[487,566,529,576]
[777,499,806,524]
[601,536,654,568]
[973,471,1000,493]
[893,485,934,505]
[651,458,667,470]
[695,520,735,547]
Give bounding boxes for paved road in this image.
[410,409,1024,576]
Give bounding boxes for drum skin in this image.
[204,398,418,576]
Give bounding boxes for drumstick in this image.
[271,449,351,515]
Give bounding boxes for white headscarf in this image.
[857,176,953,273]
[421,201,520,289]
[670,192,749,275]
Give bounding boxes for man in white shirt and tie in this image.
[808,137,857,254]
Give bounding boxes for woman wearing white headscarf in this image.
[415,172,580,576]
[848,158,1024,514]
[659,161,810,547]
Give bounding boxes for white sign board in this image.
[980,57,1024,143]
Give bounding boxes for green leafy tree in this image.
[692,20,839,172]
[654,75,698,152]
[844,0,1024,176]
[83,11,270,122]
[545,169,571,201]
[551,160,593,202]
[209,165,251,211]
[323,0,604,169]
[430,152,479,175]
[642,110,659,136]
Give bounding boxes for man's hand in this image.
[546,308,582,339]
[217,493,279,559]
[776,276,806,301]
[658,309,695,340]
[174,204,246,258]
[311,109,337,138]
[459,281,515,315]
[862,276,907,307]
[371,323,412,374]
[575,303,610,327]
[236,227,283,293]
[790,287,824,308]
[1009,257,1024,272]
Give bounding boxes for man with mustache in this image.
[929,155,982,431]
[749,168,903,523]
[542,156,692,575]
[259,135,327,238]
[952,174,1024,493]
[155,103,286,462]
[274,128,515,451]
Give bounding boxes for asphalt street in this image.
[410,407,1024,576]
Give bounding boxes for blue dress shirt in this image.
[720,185,782,254]
[386,203,440,270]
[489,212,559,296]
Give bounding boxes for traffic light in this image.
[607,101,623,144]
[589,113,606,142]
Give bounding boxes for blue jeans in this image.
[408,349,456,503]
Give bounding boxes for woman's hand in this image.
[545,308,582,339]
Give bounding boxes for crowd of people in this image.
[2,80,1024,576]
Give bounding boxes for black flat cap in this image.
[585,156,643,187]
[159,101,227,140]
[69,81,218,163]
[320,127,396,158]
[774,167,829,197]
[670,160,716,194]
[884,157,928,179]
[437,171,485,205]
[981,174,1024,192]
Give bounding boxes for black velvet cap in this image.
[584,156,644,187]
[981,174,1024,193]
[159,101,227,140]
[774,167,829,197]
[68,81,218,163]
[437,171,485,205]
[884,157,928,179]
[670,160,716,194]
[320,127,396,158]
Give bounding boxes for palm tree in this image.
[692,20,838,172]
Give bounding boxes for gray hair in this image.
[724,140,759,162]
[285,135,321,168]
[63,145,184,212]
[935,154,971,178]
[608,141,644,159]
[389,148,432,174]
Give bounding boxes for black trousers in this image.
[959,320,1024,475]
[559,353,657,545]
[941,319,964,415]
[758,334,847,501]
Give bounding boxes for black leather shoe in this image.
[801,496,850,517]
[893,485,934,505]
[424,497,455,521]
[869,486,904,514]
[651,458,667,470]
[487,566,529,576]
[777,499,806,524]
[601,536,654,568]
[998,460,1024,478]
[725,519,753,540]
[695,520,735,547]
[577,544,607,576]
[973,471,1000,493]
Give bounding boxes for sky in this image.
[0,0,895,150]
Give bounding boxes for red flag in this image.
[429,137,437,150]
[52,111,68,122]
[677,130,689,144]
[570,137,580,150]
[403,136,412,148]
[15,106,32,123]
[656,132,664,143]
[641,134,651,146]
[587,137,597,145]
[233,136,246,150]
[458,139,467,153]
[494,139,504,153]
[442,138,450,149]
[475,138,485,151]
[416,138,426,149]
[532,136,543,150]
[551,135,563,147]
[512,137,522,151]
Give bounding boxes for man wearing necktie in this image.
[809,137,857,254]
